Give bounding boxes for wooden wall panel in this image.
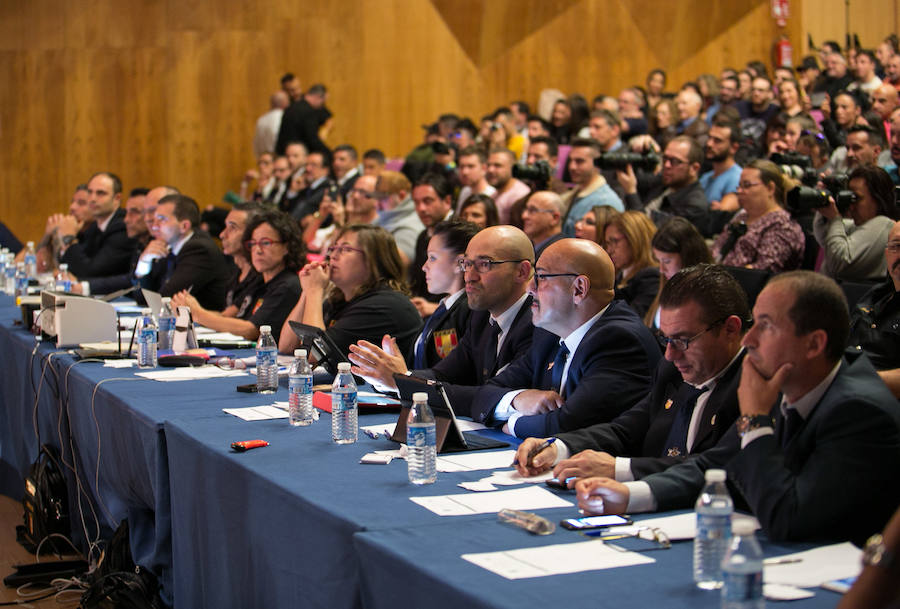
[0,0,816,244]
[802,0,899,55]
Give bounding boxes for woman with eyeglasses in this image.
[604,211,660,318]
[574,205,620,244]
[278,224,422,356]
[171,209,304,340]
[712,159,805,273]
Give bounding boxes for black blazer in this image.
[556,353,743,479]
[416,296,535,416]
[140,232,230,310]
[87,240,146,295]
[644,354,900,545]
[615,266,660,320]
[61,208,137,279]
[470,299,662,437]
[408,295,472,369]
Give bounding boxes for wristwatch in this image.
[736,414,774,437]
[863,533,897,570]
[61,235,77,247]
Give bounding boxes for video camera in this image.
[512,160,553,191]
[594,150,660,172]
[771,152,819,187]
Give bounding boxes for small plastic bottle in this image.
[255,325,278,394]
[694,469,734,589]
[23,241,37,279]
[288,349,315,426]
[5,253,17,294]
[721,520,764,609]
[406,391,437,484]
[136,309,158,368]
[14,262,28,298]
[157,297,176,351]
[331,362,358,444]
[55,263,72,293]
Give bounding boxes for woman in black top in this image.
[604,211,660,319]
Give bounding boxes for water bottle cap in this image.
[412,392,428,403]
[59,263,68,271]
[27,241,34,247]
[295,349,307,358]
[259,325,271,333]
[705,469,726,482]
[161,296,171,303]
[337,362,351,372]
[141,308,152,315]
[732,520,757,536]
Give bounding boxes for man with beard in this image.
[699,119,742,211]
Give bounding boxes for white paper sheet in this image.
[462,538,655,579]
[103,359,137,368]
[632,511,760,541]
[436,450,517,473]
[762,542,861,588]
[410,486,572,516]
[223,405,289,421]
[135,367,249,381]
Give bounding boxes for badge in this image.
[664,398,673,410]
[251,298,263,315]
[710,414,717,426]
[666,447,681,457]
[433,329,458,359]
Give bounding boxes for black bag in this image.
[17,444,70,554]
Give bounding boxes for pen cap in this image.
[731,520,756,536]
[704,469,726,483]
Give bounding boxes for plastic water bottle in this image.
[721,520,764,609]
[23,241,37,279]
[331,362,358,444]
[255,325,278,394]
[55,263,72,292]
[14,262,28,298]
[158,297,176,351]
[5,254,16,294]
[695,468,733,589]
[407,391,437,484]
[288,349,315,426]
[137,309,158,368]
[0,250,6,293]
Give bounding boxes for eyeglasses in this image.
[326,243,365,258]
[533,272,579,287]
[244,239,283,250]
[736,181,764,190]
[662,155,688,167]
[604,236,625,249]
[457,258,526,273]
[886,241,900,253]
[349,188,378,200]
[656,317,728,351]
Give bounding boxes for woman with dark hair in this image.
[645,69,667,110]
[644,217,713,329]
[814,165,899,280]
[778,78,807,118]
[650,98,679,150]
[823,90,865,150]
[573,205,620,244]
[604,210,660,318]
[457,194,499,229]
[171,209,304,340]
[712,159,805,273]
[278,224,422,355]
[409,220,479,368]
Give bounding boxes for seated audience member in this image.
[712,159,805,272]
[674,88,709,148]
[345,175,378,226]
[408,172,455,309]
[204,202,262,318]
[645,217,713,329]
[573,205,619,245]
[848,220,900,397]
[240,152,277,203]
[373,170,424,266]
[485,148,531,224]
[349,225,534,409]
[278,225,422,356]
[782,115,818,152]
[303,183,345,254]
[525,135,568,194]
[267,155,292,208]
[836,506,900,609]
[455,146,496,211]
[361,149,386,177]
[849,49,883,96]
[617,87,648,136]
[736,76,780,158]
[777,78,807,118]
[470,238,661,438]
[814,165,899,280]
[645,69,667,111]
[605,211,660,318]
[172,209,303,340]
[331,145,360,200]
[409,221,478,368]
[521,191,566,260]
[843,124,886,170]
[25,184,90,272]
[57,171,137,279]
[700,118,742,212]
[515,265,747,483]
[457,194,499,229]
[526,114,552,141]
[560,138,624,236]
[823,90,864,151]
[649,98,679,150]
[136,194,230,310]
[575,271,900,545]
[291,149,332,223]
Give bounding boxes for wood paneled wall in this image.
[802,0,899,55]
[1,0,806,243]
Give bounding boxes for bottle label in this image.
[159,317,175,332]
[407,425,436,448]
[697,514,732,541]
[289,376,313,393]
[332,391,357,413]
[722,570,763,601]
[140,328,157,343]
[256,348,276,368]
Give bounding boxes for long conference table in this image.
[0,295,843,608]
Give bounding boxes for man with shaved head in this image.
[470,238,661,438]
[349,225,536,411]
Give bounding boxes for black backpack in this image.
[17,444,70,554]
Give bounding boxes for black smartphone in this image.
[560,514,633,530]
[545,476,576,490]
[236,383,258,393]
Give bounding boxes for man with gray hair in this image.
[253,91,289,158]
[520,191,566,259]
[675,88,709,148]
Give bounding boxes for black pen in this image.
[512,437,556,466]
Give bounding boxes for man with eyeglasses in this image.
[520,191,566,260]
[469,238,660,438]
[848,221,900,397]
[348,225,535,411]
[372,170,424,267]
[345,175,379,226]
[576,271,900,545]
[514,264,746,485]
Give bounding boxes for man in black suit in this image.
[577,271,900,544]
[136,194,229,311]
[57,172,137,279]
[471,238,661,438]
[348,225,536,413]
[514,264,748,483]
[274,84,330,156]
[289,150,332,223]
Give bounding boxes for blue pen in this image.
[512,437,556,466]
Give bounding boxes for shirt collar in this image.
[337,167,359,186]
[780,361,842,420]
[96,211,115,232]
[561,304,610,355]
[171,230,194,256]
[490,292,530,337]
[687,347,745,390]
[441,288,465,310]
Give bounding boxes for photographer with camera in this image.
[559,138,623,236]
[813,165,899,280]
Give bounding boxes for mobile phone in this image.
[236,383,258,393]
[560,515,632,530]
[545,476,576,490]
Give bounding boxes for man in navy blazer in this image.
[471,238,661,438]
[577,272,900,544]
[348,225,536,415]
[514,264,748,482]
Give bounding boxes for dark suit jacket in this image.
[140,232,230,310]
[61,209,137,279]
[533,233,566,262]
[275,98,329,155]
[471,299,662,437]
[415,296,535,416]
[556,353,743,479]
[645,354,900,545]
[87,237,148,295]
[408,295,472,370]
[615,266,660,320]
[289,180,330,222]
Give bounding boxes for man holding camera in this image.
[559,138,623,237]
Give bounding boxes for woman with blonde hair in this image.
[574,205,620,245]
[604,211,659,318]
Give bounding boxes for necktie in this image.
[412,302,447,369]
[780,408,804,448]
[480,320,502,379]
[549,343,570,395]
[661,383,710,458]
[162,252,177,286]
